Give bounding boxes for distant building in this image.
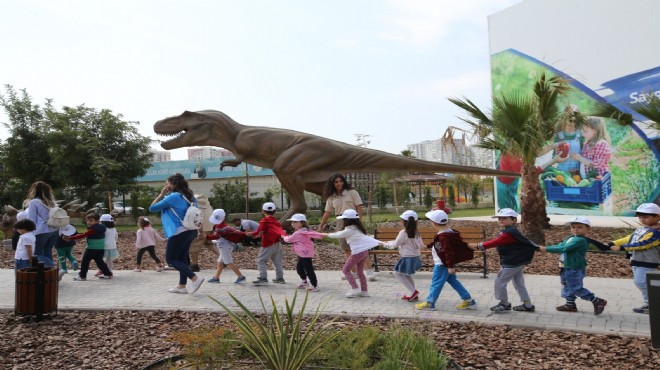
[152,151,171,162]
[406,140,442,162]
[187,147,233,160]
[470,146,494,169]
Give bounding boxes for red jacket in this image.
[253,216,286,247]
[429,230,474,268]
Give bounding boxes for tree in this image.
[447,186,456,208]
[449,72,573,244]
[471,182,480,208]
[423,185,433,209]
[0,86,153,207]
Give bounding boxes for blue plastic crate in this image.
[544,172,612,204]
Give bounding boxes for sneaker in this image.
[366,270,377,282]
[456,299,477,310]
[307,286,320,292]
[167,286,188,294]
[556,303,578,312]
[345,288,362,298]
[253,277,269,285]
[632,305,649,314]
[415,302,436,311]
[490,302,512,312]
[272,278,286,284]
[94,270,103,277]
[73,276,86,281]
[157,266,164,272]
[359,291,370,297]
[58,270,67,281]
[190,276,204,294]
[234,276,247,284]
[73,261,79,271]
[133,268,142,272]
[99,275,113,279]
[592,298,607,316]
[207,277,220,283]
[513,304,535,312]
[298,280,309,289]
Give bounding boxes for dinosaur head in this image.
[154,110,215,150]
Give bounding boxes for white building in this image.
[151,151,171,162]
[470,146,494,169]
[406,140,442,162]
[187,147,233,160]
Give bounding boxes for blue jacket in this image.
[149,192,197,238]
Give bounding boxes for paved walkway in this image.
[0,268,650,337]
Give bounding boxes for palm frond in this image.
[631,93,660,130]
[590,101,633,126]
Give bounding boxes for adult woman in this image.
[26,181,59,267]
[149,173,204,294]
[317,173,376,280]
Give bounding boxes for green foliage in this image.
[471,182,480,208]
[447,186,456,207]
[209,181,248,213]
[311,326,381,368]
[0,85,153,207]
[211,291,343,370]
[377,326,448,370]
[423,185,433,209]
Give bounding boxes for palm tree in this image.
[591,92,658,130]
[448,72,573,244]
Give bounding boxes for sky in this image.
[0,0,521,160]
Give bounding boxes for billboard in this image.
[138,157,275,182]
[489,0,659,216]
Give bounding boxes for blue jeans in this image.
[560,268,594,302]
[15,259,31,273]
[426,265,471,307]
[632,266,653,305]
[34,231,58,267]
[166,229,198,285]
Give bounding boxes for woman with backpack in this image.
[26,181,59,268]
[149,173,205,295]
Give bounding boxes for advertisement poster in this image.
[138,157,274,182]
[489,0,659,216]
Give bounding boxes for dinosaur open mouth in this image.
[158,129,189,149]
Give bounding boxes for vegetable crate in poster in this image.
[545,172,612,204]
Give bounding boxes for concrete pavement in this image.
[0,268,651,337]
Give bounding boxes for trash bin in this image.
[648,271,660,349]
[15,258,58,321]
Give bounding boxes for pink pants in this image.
[342,250,368,291]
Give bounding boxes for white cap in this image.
[16,210,28,221]
[400,210,418,221]
[425,210,448,225]
[59,224,77,236]
[337,209,359,219]
[492,208,519,218]
[262,202,277,211]
[286,213,307,222]
[100,214,114,222]
[565,216,591,226]
[208,209,226,224]
[142,217,150,222]
[636,203,660,215]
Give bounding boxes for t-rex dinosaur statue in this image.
[154,110,518,221]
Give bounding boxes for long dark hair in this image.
[323,173,352,198]
[167,173,194,202]
[342,217,367,234]
[404,217,418,238]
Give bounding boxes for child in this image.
[282,213,324,292]
[206,209,247,284]
[320,209,379,298]
[14,219,37,273]
[379,210,424,301]
[134,217,166,272]
[570,117,611,178]
[415,210,476,311]
[248,202,287,285]
[538,216,607,315]
[468,208,537,313]
[608,203,660,314]
[55,224,79,273]
[65,213,113,281]
[99,214,119,275]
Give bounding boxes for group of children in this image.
[14,199,659,317]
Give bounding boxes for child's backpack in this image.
[47,206,70,228]
[172,194,203,230]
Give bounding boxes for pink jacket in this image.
[282,228,323,258]
[135,226,166,249]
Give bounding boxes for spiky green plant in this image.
[210,290,342,370]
